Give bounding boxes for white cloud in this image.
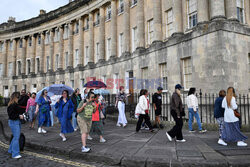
[0,0,69,23]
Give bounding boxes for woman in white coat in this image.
[135,89,154,132]
[221,87,247,146]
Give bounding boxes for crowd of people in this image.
[6,84,248,159]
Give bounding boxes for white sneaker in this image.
[74,128,77,132]
[166,132,173,142]
[176,139,186,142]
[13,155,22,159]
[116,123,121,127]
[81,146,90,153]
[218,139,227,146]
[100,138,106,143]
[122,124,127,128]
[237,141,247,147]
[87,135,93,140]
[199,129,207,133]
[38,127,42,133]
[59,133,66,142]
[41,128,47,133]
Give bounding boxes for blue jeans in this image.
[72,112,78,130]
[50,105,55,126]
[188,108,202,131]
[8,120,21,157]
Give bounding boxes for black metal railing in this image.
[103,91,250,125]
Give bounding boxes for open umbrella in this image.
[93,89,110,95]
[35,84,74,102]
[84,81,107,89]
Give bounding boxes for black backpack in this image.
[10,133,25,151]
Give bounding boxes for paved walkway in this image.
[0,107,250,167]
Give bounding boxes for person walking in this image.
[187,88,207,133]
[152,87,164,129]
[214,90,227,145]
[221,87,247,146]
[26,92,37,129]
[166,84,186,142]
[7,92,24,159]
[55,90,74,141]
[71,88,82,131]
[18,89,29,115]
[135,89,154,133]
[89,94,106,143]
[115,86,130,127]
[36,89,51,134]
[77,92,96,153]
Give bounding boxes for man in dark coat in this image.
[18,89,30,114]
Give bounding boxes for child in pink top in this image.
[26,93,37,128]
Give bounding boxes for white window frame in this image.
[9,41,13,50]
[0,42,3,52]
[8,62,13,77]
[159,63,168,90]
[74,49,79,68]
[85,46,89,63]
[237,0,245,23]
[26,59,31,75]
[54,29,59,42]
[75,22,79,34]
[17,60,21,75]
[96,42,100,59]
[187,0,198,29]
[106,38,111,59]
[55,54,59,69]
[119,33,124,57]
[106,5,112,21]
[36,57,40,73]
[65,52,69,68]
[166,9,173,38]
[182,58,192,90]
[64,25,69,39]
[0,64,3,77]
[131,27,137,52]
[147,19,154,45]
[46,56,50,72]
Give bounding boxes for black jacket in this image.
[170,92,183,117]
[7,103,24,120]
[18,95,29,113]
[70,94,82,112]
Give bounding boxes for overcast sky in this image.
[0,0,69,24]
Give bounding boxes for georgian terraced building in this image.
[0,0,249,97]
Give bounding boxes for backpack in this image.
[10,133,25,151]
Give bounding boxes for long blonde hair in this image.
[8,92,20,106]
[226,87,236,108]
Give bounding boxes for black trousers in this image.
[136,113,153,132]
[167,110,183,140]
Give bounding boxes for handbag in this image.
[100,111,105,119]
[234,109,240,118]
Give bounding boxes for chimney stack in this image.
[8,17,16,23]
[39,9,46,15]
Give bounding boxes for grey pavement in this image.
[1,107,250,167]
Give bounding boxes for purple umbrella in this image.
[84,81,107,89]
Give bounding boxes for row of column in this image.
[1,0,247,77]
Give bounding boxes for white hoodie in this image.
[135,95,149,115]
[186,94,198,111]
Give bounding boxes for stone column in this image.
[89,13,94,63]
[137,0,145,48]
[246,0,250,25]
[59,26,64,70]
[40,33,45,73]
[225,0,237,20]
[153,0,162,42]
[173,0,183,33]
[78,18,84,66]
[49,30,54,71]
[111,0,117,57]
[209,0,226,20]
[198,0,209,23]
[99,6,105,61]
[12,39,17,76]
[2,40,8,77]
[21,38,27,75]
[68,22,73,68]
[30,35,36,74]
[123,0,130,52]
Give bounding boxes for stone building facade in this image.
[0,0,249,97]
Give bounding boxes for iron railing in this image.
[103,90,250,125]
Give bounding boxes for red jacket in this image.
[92,101,100,121]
